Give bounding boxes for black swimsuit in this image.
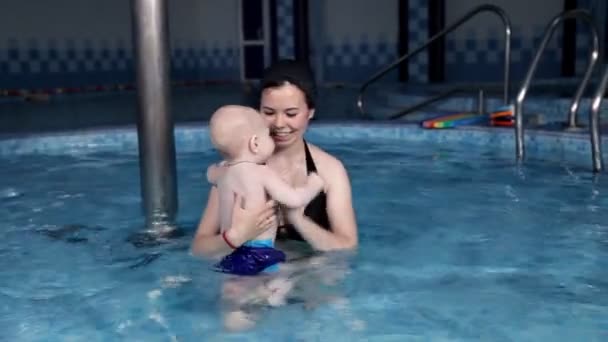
[276,141,330,241]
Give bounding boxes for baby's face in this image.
[256,126,276,160]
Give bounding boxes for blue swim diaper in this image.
[214,239,285,276]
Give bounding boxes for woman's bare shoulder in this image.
[306,142,347,174]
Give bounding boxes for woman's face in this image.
[260,82,314,149]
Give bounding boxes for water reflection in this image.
[215,246,358,332]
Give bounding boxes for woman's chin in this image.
[272,134,294,146]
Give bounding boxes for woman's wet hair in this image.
[258,59,317,109]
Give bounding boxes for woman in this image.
[191,59,358,259]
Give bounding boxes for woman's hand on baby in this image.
[229,193,278,245]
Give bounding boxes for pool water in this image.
[1,133,607,341]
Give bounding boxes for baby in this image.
[207,105,324,276]
[207,105,325,331]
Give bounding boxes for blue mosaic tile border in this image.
[0,123,605,170]
[0,39,240,89]
[445,28,563,83]
[323,38,398,83]
[276,0,295,59]
[408,0,429,83]
[170,44,239,81]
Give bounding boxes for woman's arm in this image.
[287,161,358,252]
[190,186,232,258]
[190,187,277,259]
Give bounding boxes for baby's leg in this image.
[219,261,300,332]
[220,279,292,332]
[273,254,346,308]
[263,276,295,307]
[220,275,290,332]
[223,310,256,332]
[221,277,261,332]
[222,273,295,307]
[221,276,268,307]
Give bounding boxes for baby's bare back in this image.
[216,164,276,241]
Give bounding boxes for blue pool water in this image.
[1,125,608,341]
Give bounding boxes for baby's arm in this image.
[261,166,324,208]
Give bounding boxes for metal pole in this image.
[566,19,599,129]
[130,0,178,230]
[589,65,607,173]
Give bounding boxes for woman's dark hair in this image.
[258,59,317,109]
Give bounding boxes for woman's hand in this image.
[227,193,278,246]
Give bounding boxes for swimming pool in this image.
[1,122,607,340]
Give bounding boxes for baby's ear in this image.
[248,135,259,153]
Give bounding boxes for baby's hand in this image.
[206,162,227,185]
[307,172,325,191]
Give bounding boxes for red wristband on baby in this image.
[222,231,237,249]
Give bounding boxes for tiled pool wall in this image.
[0,122,604,171]
[361,78,608,124]
[2,80,607,126]
[1,0,602,88]
[0,82,606,170]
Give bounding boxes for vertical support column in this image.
[562,0,578,77]
[428,0,445,83]
[131,0,178,230]
[308,0,325,84]
[398,0,409,82]
[407,0,430,83]
[269,0,279,63]
[293,0,310,62]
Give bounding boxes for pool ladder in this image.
[356,4,512,119]
[358,4,605,173]
[514,9,601,172]
[589,65,607,172]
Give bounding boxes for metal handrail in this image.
[357,4,512,119]
[515,9,600,161]
[589,65,607,173]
